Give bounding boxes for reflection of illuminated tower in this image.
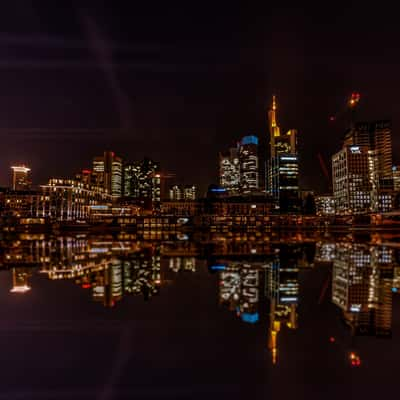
[11,165,32,191]
[10,268,31,293]
[218,262,262,324]
[266,254,299,364]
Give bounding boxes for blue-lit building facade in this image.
[239,135,259,193]
[219,135,259,195]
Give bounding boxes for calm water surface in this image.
[0,233,399,399]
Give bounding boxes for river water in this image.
[0,232,398,399]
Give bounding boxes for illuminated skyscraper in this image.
[11,165,31,191]
[239,135,259,193]
[169,185,197,200]
[92,151,123,198]
[219,147,240,194]
[123,158,161,210]
[344,120,392,179]
[266,96,300,211]
[332,145,371,214]
[393,165,400,191]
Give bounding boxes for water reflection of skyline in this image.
[1,234,399,367]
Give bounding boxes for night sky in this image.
[0,2,399,193]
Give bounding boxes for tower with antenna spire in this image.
[266,95,300,212]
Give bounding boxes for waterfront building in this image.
[266,96,300,211]
[123,158,161,210]
[332,145,371,214]
[0,188,41,218]
[39,178,112,221]
[239,135,259,193]
[92,151,123,199]
[219,147,240,194]
[11,165,32,191]
[315,195,335,216]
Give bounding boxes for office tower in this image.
[393,166,400,191]
[11,165,31,191]
[169,185,197,201]
[268,96,298,158]
[268,154,300,211]
[368,150,393,212]
[219,147,240,194]
[337,120,394,213]
[266,96,300,211]
[40,178,112,221]
[266,250,299,365]
[239,135,259,193]
[92,151,123,198]
[123,158,161,209]
[332,145,371,214]
[344,120,392,179]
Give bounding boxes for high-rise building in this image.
[392,165,400,191]
[219,147,240,194]
[268,96,298,158]
[344,120,392,179]
[183,185,197,200]
[239,135,259,193]
[123,158,161,210]
[266,96,300,211]
[92,151,123,198]
[332,145,371,214]
[333,119,395,214]
[11,165,31,191]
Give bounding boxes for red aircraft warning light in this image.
[349,92,361,107]
[349,352,361,367]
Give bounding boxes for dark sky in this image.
[0,2,399,193]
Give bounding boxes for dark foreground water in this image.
[0,233,399,399]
